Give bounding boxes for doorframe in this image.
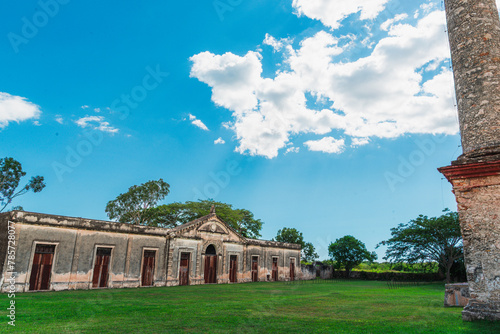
[90,244,115,289]
[289,257,296,281]
[228,254,238,283]
[26,241,59,292]
[251,255,259,282]
[178,251,191,286]
[140,247,159,287]
[272,256,279,281]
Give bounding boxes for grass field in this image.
[1,281,500,333]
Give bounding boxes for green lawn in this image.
[1,281,499,333]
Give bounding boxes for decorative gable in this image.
[198,221,228,234]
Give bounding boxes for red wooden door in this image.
[92,248,111,288]
[272,258,278,281]
[204,255,217,284]
[29,244,55,291]
[179,252,190,286]
[251,256,258,282]
[142,250,156,287]
[229,255,237,283]
[290,259,295,281]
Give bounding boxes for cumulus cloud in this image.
[55,115,64,124]
[188,113,209,131]
[214,137,225,144]
[304,137,345,154]
[190,10,457,158]
[0,92,41,128]
[75,115,118,134]
[292,0,389,30]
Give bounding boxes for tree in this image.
[152,200,263,238]
[274,227,305,246]
[328,235,377,278]
[0,157,45,212]
[302,242,319,263]
[105,179,170,225]
[377,210,463,283]
[274,227,318,263]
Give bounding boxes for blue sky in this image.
[1,0,477,260]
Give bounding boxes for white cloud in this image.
[75,115,118,134]
[94,108,101,113]
[0,92,41,128]
[292,0,389,30]
[351,137,370,147]
[380,13,408,31]
[81,105,89,109]
[55,115,64,124]
[285,147,300,154]
[187,113,209,131]
[304,137,345,154]
[214,137,225,144]
[263,34,292,52]
[190,10,457,158]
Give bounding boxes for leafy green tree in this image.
[153,200,263,238]
[274,227,318,263]
[0,157,45,212]
[377,210,463,283]
[302,242,319,263]
[274,227,305,246]
[105,179,170,225]
[328,235,377,277]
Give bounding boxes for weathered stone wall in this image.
[0,211,301,292]
[441,0,500,321]
[442,167,500,320]
[444,0,500,160]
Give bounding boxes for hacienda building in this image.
[0,208,301,292]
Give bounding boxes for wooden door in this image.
[92,248,111,288]
[290,259,295,281]
[204,255,217,284]
[229,255,237,283]
[29,244,55,291]
[179,252,190,286]
[141,250,156,287]
[272,257,278,281]
[251,256,259,282]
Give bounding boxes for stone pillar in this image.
[440,0,500,321]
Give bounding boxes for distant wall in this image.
[301,264,443,281]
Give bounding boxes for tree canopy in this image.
[105,179,170,225]
[274,227,319,263]
[328,235,377,277]
[152,200,263,239]
[377,210,463,283]
[106,185,264,239]
[0,157,45,212]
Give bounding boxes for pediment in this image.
[198,220,228,234]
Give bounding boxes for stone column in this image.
[440,0,500,321]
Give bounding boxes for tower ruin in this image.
[440,0,500,321]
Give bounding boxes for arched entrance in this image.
[204,244,217,284]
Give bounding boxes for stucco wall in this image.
[1,211,301,293]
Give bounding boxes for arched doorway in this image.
[204,245,217,284]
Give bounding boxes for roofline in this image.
[1,210,302,249]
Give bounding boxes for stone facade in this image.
[444,0,500,160]
[0,210,301,293]
[441,0,500,321]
